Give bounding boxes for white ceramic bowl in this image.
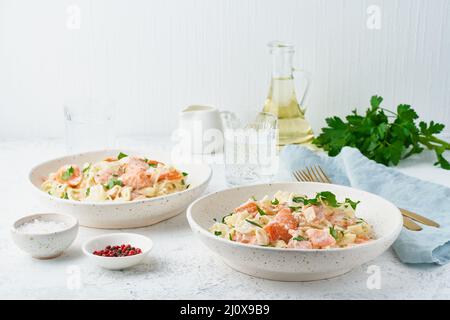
[11,213,79,259]
[29,149,212,229]
[187,182,403,281]
[82,233,153,270]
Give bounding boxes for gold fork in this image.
[293,165,440,232]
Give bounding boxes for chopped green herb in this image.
[86,187,90,196]
[222,213,233,223]
[148,163,157,168]
[186,184,190,189]
[82,163,91,174]
[289,206,301,212]
[329,226,338,240]
[61,166,74,181]
[214,231,222,236]
[63,192,69,199]
[271,198,279,205]
[345,198,361,210]
[245,219,262,228]
[256,205,266,216]
[293,192,359,209]
[117,152,128,160]
[106,177,123,190]
[293,236,306,241]
[181,179,185,185]
[182,172,188,177]
[229,233,233,241]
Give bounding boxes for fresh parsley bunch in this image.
[312,96,450,169]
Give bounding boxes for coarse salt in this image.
[17,219,68,234]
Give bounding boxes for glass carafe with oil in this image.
[263,41,314,146]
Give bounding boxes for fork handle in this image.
[400,208,440,228]
[403,216,422,231]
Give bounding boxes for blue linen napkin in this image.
[277,145,450,265]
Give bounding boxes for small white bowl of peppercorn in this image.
[82,233,153,270]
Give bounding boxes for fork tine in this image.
[317,165,332,183]
[300,169,312,181]
[292,171,303,182]
[312,165,326,183]
[299,170,311,182]
[306,166,320,182]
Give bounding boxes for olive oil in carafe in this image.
[263,77,314,146]
[263,41,314,147]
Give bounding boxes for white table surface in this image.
[1,137,450,300]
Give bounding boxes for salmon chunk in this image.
[305,229,336,248]
[264,208,298,242]
[234,202,259,216]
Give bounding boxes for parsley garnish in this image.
[117,152,128,160]
[222,213,233,223]
[182,172,188,177]
[292,236,306,241]
[148,163,157,168]
[256,206,266,216]
[271,198,279,205]
[61,166,74,181]
[82,163,91,174]
[292,192,360,210]
[106,177,123,190]
[329,226,338,240]
[214,231,222,236]
[245,219,262,228]
[229,233,233,240]
[86,187,90,196]
[63,192,69,199]
[345,198,360,210]
[313,95,450,169]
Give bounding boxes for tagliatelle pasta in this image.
[210,191,374,249]
[41,152,188,202]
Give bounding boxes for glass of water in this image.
[64,98,115,154]
[223,112,278,186]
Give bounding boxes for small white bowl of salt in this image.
[11,213,78,259]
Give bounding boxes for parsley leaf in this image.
[106,177,123,190]
[117,152,128,160]
[292,236,306,241]
[61,166,74,181]
[271,198,279,205]
[313,95,450,169]
[329,226,338,240]
[214,231,222,236]
[82,163,91,174]
[256,205,266,216]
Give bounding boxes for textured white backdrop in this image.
[0,0,449,139]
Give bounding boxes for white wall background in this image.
[0,0,449,139]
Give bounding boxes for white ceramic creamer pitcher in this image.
[179,105,236,154]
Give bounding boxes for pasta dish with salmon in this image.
[210,191,374,249]
[41,152,188,202]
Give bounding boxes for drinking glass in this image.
[223,112,278,186]
[64,98,115,154]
